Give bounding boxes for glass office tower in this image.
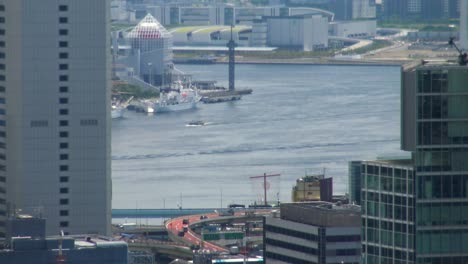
[402,64,468,264]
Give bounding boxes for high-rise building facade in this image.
[1,0,111,236]
[264,202,361,264]
[402,63,468,263]
[356,159,415,264]
[461,0,468,50]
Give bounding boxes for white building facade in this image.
[2,0,111,236]
[266,15,328,51]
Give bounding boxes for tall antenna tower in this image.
[227,24,237,91]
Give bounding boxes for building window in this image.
[60,210,68,216]
[59,199,69,205]
[60,176,69,183]
[0,30,5,35]
[59,75,68,81]
[59,142,68,149]
[30,120,48,127]
[0,75,5,81]
[0,131,5,137]
[0,41,5,47]
[59,86,68,93]
[0,120,6,126]
[59,41,68,48]
[59,64,68,70]
[0,5,5,12]
[0,109,4,115]
[0,142,5,148]
[60,154,68,160]
[59,53,68,59]
[0,154,5,160]
[0,53,4,59]
[59,109,68,115]
[0,64,5,70]
[60,221,69,227]
[60,188,68,194]
[59,17,68,23]
[59,120,68,127]
[59,131,68,138]
[80,119,98,126]
[60,165,68,171]
[59,5,68,11]
[59,98,68,104]
[59,29,68,36]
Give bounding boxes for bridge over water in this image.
[112,208,236,218]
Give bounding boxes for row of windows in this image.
[364,245,414,260]
[417,174,468,199]
[417,256,468,264]
[365,193,414,206]
[30,119,100,127]
[265,251,317,264]
[265,224,319,241]
[364,165,413,178]
[31,120,48,127]
[364,218,414,233]
[265,238,318,255]
[365,174,414,194]
[364,228,413,249]
[416,202,468,227]
[417,121,468,146]
[416,230,468,255]
[326,235,360,242]
[364,201,413,221]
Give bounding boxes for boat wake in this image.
[112,138,398,161]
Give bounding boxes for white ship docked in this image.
[154,81,200,113]
[111,96,134,119]
[111,105,125,119]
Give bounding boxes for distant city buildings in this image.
[381,0,460,21]
[291,174,333,202]
[264,14,329,51]
[263,202,361,264]
[1,0,112,237]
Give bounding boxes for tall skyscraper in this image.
[401,63,468,263]
[461,0,468,50]
[355,158,415,264]
[1,0,111,236]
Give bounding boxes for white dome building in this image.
[119,14,173,87]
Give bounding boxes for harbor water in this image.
[112,64,402,209]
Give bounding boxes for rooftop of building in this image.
[277,202,361,227]
[403,59,468,71]
[372,156,413,167]
[296,173,327,182]
[127,13,171,39]
[5,235,127,252]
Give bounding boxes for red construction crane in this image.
[250,173,280,206]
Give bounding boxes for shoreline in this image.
[175,57,413,67]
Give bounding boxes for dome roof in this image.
[128,14,171,39]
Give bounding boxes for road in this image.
[165,212,228,252]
